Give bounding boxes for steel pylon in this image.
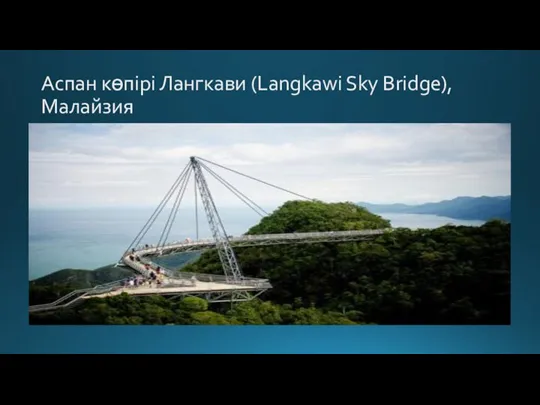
[190,157,243,282]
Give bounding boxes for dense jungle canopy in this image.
[29,200,510,325]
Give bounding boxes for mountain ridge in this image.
[357,195,511,222]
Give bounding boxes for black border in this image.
[1,29,533,49]
[1,355,533,402]
[2,354,535,393]
[4,2,536,50]
[3,354,537,369]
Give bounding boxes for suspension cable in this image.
[199,161,267,216]
[162,167,192,246]
[201,164,265,217]
[194,156,315,201]
[156,167,189,248]
[121,161,191,256]
[158,166,191,246]
[158,165,192,247]
[138,163,189,248]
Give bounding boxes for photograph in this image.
[28,123,511,326]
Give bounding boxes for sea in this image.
[28,207,485,281]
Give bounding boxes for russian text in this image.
[42,98,133,115]
[39,73,452,115]
[158,76,246,92]
[41,76,97,92]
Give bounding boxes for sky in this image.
[28,123,511,209]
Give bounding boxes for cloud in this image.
[28,123,511,208]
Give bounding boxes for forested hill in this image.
[29,265,135,306]
[29,200,510,326]
[30,265,134,289]
[247,200,392,233]
[357,195,511,222]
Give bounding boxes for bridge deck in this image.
[84,280,266,299]
[118,230,387,291]
[124,229,388,260]
[30,230,387,313]
[29,276,272,313]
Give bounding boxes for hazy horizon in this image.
[28,193,512,211]
[29,123,511,210]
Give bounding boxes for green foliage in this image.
[181,209,510,324]
[30,265,135,289]
[29,294,353,325]
[246,200,391,234]
[29,283,75,306]
[29,265,135,306]
[179,296,209,312]
[29,201,510,325]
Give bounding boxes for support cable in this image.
[199,161,267,217]
[195,156,315,201]
[161,167,192,247]
[158,165,192,248]
[121,162,191,259]
[202,168,265,217]
[156,166,190,247]
[133,163,189,250]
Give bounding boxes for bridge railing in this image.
[29,278,131,312]
[235,229,388,242]
[84,279,130,297]
[167,271,270,286]
[120,229,388,288]
[125,229,390,257]
[124,255,270,289]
